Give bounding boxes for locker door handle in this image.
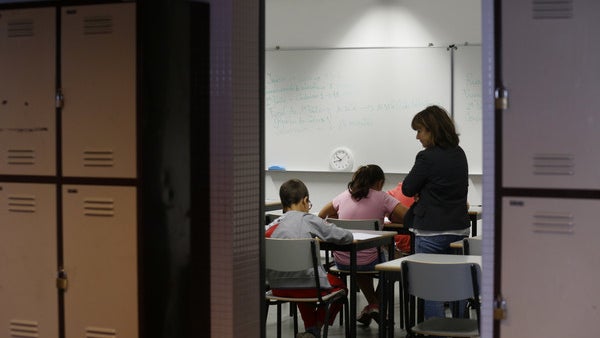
[495,86,508,110]
[494,295,507,320]
[56,268,68,290]
[55,88,64,109]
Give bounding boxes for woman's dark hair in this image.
[279,179,309,209]
[348,164,385,201]
[411,105,460,148]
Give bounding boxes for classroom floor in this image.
[265,286,408,338]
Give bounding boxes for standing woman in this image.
[401,105,470,318]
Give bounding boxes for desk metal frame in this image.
[319,230,396,338]
[468,207,482,236]
[377,270,401,338]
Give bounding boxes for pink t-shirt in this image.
[332,189,400,266]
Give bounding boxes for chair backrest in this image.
[402,260,481,302]
[328,218,380,231]
[462,237,482,255]
[265,237,320,272]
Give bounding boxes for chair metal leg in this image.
[292,303,298,335]
[398,281,404,329]
[323,305,331,338]
[344,298,351,338]
[276,302,282,338]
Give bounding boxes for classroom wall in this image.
[266,0,481,49]
[265,0,483,212]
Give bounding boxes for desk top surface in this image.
[450,235,482,248]
[318,229,396,251]
[347,229,397,241]
[265,200,283,212]
[383,222,404,229]
[375,253,482,272]
[468,206,482,217]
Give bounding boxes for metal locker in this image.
[62,184,138,338]
[0,183,58,338]
[0,8,56,176]
[61,3,136,178]
[501,0,600,190]
[501,196,600,337]
[498,0,600,336]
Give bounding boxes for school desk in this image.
[384,206,481,236]
[319,229,397,338]
[383,206,481,255]
[375,253,482,338]
[265,199,283,211]
[469,206,482,236]
[450,235,483,250]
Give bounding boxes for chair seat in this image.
[266,289,347,304]
[412,317,479,337]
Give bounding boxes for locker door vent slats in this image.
[83,198,114,217]
[85,326,116,338]
[82,149,114,168]
[9,319,39,338]
[7,149,36,166]
[532,212,574,234]
[532,153,574,176]
[7,20,34,38]
[83,15,113,35]
[532,0,573,19]
[7,195,36,213]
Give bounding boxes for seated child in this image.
[318,164,407,326]
[266,179,354,338]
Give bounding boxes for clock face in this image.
[329,147,354,171]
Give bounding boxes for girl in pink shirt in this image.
[318,164,407,326]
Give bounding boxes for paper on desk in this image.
[352,232,380,240]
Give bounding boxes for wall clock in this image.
[329,147,354,172]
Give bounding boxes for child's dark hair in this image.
[279,179,309,209]
[348,164,385,201]
[411,105,460,148]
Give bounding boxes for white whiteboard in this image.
[453,45,483,174]
[265,46,482,173]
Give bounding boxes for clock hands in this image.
[334,152,347,163]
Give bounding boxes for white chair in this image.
[324,219,381,274]
[327,218,380,231]
[265,238,350,338]
[401,260,481,337]
[462,237,482,255]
